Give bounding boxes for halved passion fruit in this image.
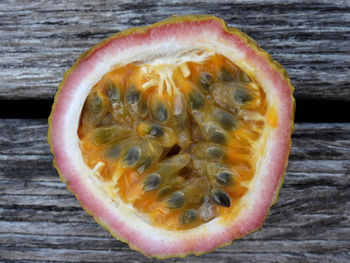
[48,15,295,258]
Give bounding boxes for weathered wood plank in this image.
[1,219,350,241]
[3,248,348,263]
[0,0,349,100]
[0,119,349,262]
[1,234,349,256]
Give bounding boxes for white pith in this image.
[138,49,213,95]
[60,30,280,244]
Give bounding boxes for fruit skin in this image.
[48,15,295,258]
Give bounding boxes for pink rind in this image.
[48,15,295,258]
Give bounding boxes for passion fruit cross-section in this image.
[48,15,294,258]
[78,53,267,230]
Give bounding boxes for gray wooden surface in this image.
[0,120,349,262]
[1,0,350,262]
[0,0,349,100]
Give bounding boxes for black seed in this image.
[126,86,141,104]
[234,88,253,104]
[152,103,169,122]
[218,110,237,130]
[106,145,122,159]
[167,191,185,209]
[88,94,104,114]
[188,90,205,110]
[210,130,226,145]
[211,189,231,207]
[205,146,224,160]
[84,93,106,125]
[219,68,234,82]
[216,171,233,185]
[199,72,212,91]
[144,173,161,192]
[183,209,198,224]
[106,82,120,102]
[123,146,141,166]
[149,124,164,138]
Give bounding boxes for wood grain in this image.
[0,119,349,262]
[1,1,349,262]
[0,0,349,100]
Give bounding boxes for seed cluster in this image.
[78,54,267,230]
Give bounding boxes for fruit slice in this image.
[48,15,295,258]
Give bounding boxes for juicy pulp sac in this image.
[78,52,268,230]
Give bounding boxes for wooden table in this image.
[1,1,349,262]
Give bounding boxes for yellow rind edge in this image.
[47,14,296,259]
